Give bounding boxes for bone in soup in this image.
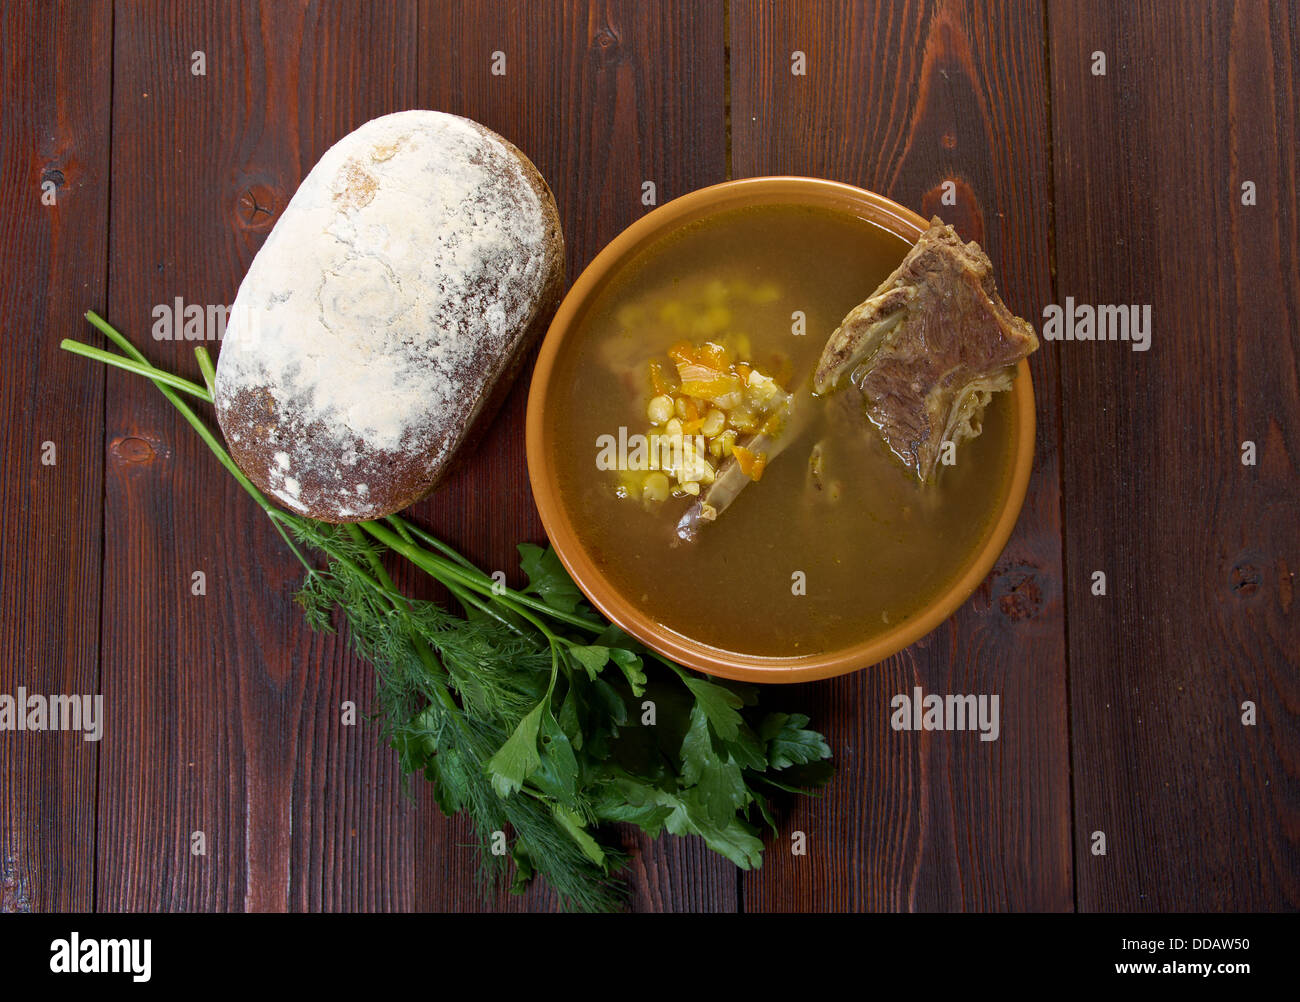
[548,204,1018,657]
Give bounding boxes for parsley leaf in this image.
[568,644,610,679]
[518,543,584,614]
[680,704,749,827]
[607,648,648,697]
[761,712,834,770]
[486,699,547,797]
[531,710,580,805]
[663,789,765,869]
[682,676,745,740]
[553,804,606,866]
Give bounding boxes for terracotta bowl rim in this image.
[525,175,1036,683]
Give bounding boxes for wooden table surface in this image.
[2,0,1296,913]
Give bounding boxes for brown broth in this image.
[548,204,1016,657]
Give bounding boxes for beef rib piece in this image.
[814,217,1038,482]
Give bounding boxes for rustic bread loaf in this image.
[214,110,565,522]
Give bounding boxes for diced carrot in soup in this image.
[667,341,696,366]
[696,341,731,369]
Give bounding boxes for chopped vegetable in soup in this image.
[613,340,792,507]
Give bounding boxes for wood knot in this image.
[992,562,1043,621]
[111,436,157,465]
[41,166,66,187]
[236,182,277,231]
[1227,551,1265,602]
[591,24,621,67]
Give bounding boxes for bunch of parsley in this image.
[63,312,834,911]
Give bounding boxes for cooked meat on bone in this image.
[814,217,1038,483]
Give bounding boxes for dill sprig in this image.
[62,312,835,912]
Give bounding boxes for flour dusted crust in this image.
[214,110,565,521]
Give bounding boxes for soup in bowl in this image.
[526,177,1035,682]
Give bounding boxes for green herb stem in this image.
[61,338,213,400]
[384,515,606,633]
[388,515,479,572]
[358,520,566,644]
[74,313,312,573]
[194,346,218,398]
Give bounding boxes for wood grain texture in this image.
[98,0,421,911]
[1048,0,1300,909]
[0,0,112,913]
[730,0,1072,911]
[413,0,731,912]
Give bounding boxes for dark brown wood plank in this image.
[414,0,731,911]
[0,0,111,913]
[99,0,420,911]
[1049,0,1300,909]
[730,0,1072,911]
